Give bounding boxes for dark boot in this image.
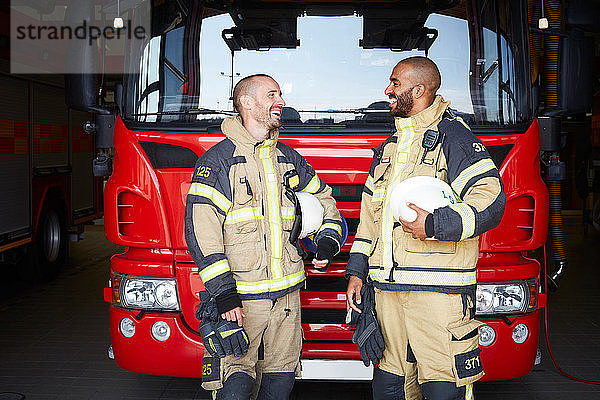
[255,372,295,400]
[420,381,467,400]
[372,367,406,400]
[216,372,255,400]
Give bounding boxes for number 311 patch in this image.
[455,348,483,379]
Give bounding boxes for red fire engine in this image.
[64,0,593,383]
[0,50,102,280]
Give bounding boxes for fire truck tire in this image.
[18,205,68,282]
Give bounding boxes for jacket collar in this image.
[221,115,279,150]
[394,94,450,133]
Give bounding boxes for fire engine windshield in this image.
[123,0,530,129]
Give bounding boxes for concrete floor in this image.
[0,213,599,399]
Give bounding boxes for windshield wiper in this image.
[479,59,499,85]
[295,108,388,114]
[130,108,236,117]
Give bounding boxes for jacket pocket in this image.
[201,356,224,391]
[234,176,253,205]
[225,240,263,272]
[367,237,381,268]
[370,163,390,207]
[227,176,261,234]
[284,242,302,264]
[372,161,391,183]
[404,234,456,254]
[447,319,485,386]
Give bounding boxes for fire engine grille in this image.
[301,308,347,324]
[305,276,348,292]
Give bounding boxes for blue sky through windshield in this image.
[199,13,474,119]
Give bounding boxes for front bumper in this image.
[109,306,540,381]
[478,310,540,381]
[110,306,204,378]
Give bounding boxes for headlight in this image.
[475,280,537,316]
[116,274,180,311]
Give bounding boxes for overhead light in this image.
[114,17,124,29]
[114,0,123,29]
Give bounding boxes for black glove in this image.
[348,282,385,367]
[215,319,250,357]
[197,292,225,357]
[196,291,249,358]
[199,318,226,357]
[314,236,338,271]
[214,288,243,315]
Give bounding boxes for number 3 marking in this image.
[473,143,486,152]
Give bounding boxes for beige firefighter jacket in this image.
[346,95,505,294]
[185,116,342,303]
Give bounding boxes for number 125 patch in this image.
[197,165,211,178]
[202,356,220,383]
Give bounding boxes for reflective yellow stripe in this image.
[236,270,306,294]
[396,152,409,164]
[199,259,230,282]
[372,268,477,286]
[188,182,232,213]
[259,141,284,279]
[319,222,342,235]
[281,206,295,220]
[451,158,496,196]
[372,188,385,202]
[465,383,474,400]
[301,174,321,194]
[219,327,242,338]
[369,269,383,281]
[364,175,375,193]
[350,240,371,256]
[449,203,476,240]
[224,207,263,225]
[381,119,415,276]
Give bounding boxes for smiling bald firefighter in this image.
[345,57,505,400]
[185,74,343,400]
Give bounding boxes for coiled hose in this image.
[527,0,543,84]
[544,0,561,110]
[543,0,567,291]
[546,180,567,291]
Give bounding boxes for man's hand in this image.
[221,307,245,327]
[398,203,430,240]
[312,258,329,270]
[346,275,364,313]
[314,236,338,271]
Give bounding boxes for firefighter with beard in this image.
[185,74,343,400]
[345,57,505,399]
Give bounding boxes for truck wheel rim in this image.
[43,211,61,263]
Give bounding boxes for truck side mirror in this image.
[64,73,101,113]
[557,29,594,115]
[63,1,109,114]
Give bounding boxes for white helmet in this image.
[295,192,324,239]
[390,176,458,222]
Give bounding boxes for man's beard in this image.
[390,87,414,118]
[256,107,282,131]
